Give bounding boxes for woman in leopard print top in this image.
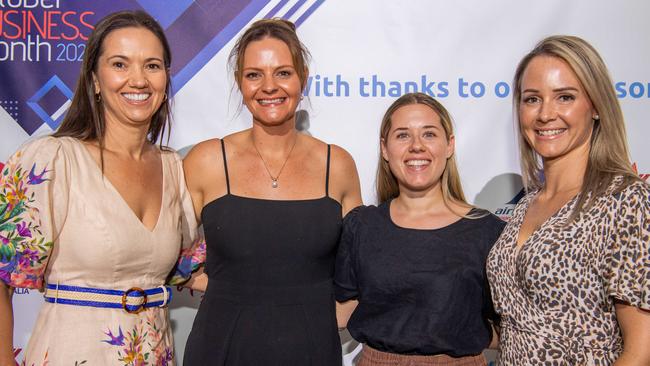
[486,35,649,365]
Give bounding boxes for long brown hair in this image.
[376,93,472,216]
[513,35,640,220]
[53,10,172,151]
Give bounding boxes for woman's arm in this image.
[183,141,215,222]
[329,145,362,215]
[613,302,650,365]
[336,299,359,330]
[0,282,14,366]
[488,322,500,349]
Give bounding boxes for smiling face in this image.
[239,37,304,128]
[381,103,454,196]
[519,55,597,166]
[92,26,167,130]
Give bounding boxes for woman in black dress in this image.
[335,93,504,366]
[182,19,362,365]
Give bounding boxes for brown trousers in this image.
[357,345,488,366]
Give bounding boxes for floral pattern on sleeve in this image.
[167,238,205,285]
[0,152,53,289]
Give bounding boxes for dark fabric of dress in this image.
[335,202,505,357]
[184,141,343,366]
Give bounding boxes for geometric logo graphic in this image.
[26,75,74,131]
[0,0,326,136]
[136,0,194,28]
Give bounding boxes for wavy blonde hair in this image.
[513,35,640,220]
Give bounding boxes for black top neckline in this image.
[382,199,478,232]
[202,193,342,214]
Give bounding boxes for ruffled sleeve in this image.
[334,206,363,302]
[601,181,650,309]
[0,137,69,289]
[167,154,205,285]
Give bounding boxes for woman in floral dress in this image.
[0,11,203,365]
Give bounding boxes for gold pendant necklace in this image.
[252,134,298,189]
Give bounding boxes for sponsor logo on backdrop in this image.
[13,348,21,365]
[632,163,649,181]
[473,173,525,222]
[493,188,525,221]
[0,0,324,135]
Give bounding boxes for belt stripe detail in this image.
[44,284,172,311]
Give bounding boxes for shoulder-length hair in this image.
[512,35,639,219]
[376,93,472,216]
[53,10,172,149]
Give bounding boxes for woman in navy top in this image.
[335,93,505,366]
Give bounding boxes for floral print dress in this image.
[486,177,650,365]
[0,136,204,365]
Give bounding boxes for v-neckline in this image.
[513,189,578,257]
[73,138,165,233]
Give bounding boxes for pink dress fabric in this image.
[0,136,204,365]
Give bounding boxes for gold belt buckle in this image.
[122,287,147,314]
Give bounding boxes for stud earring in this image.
[593,114,600,121]
[95,93,101,103]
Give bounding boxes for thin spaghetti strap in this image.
[220,139,231,194]
[325,144,331,197]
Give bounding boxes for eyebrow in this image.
[106,55,163,63]
[392,125,440,132]
[522,86,579,93]
[242,65,296,71]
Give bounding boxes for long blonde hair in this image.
[513,35,640,220]
[376,93,471,215]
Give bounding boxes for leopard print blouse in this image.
[486,177,649,365]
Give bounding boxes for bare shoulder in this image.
[323,143,362,212]
[298,135,355,167]
[184,138,222,165]
[183,138,224,188]
[328,144,358,177]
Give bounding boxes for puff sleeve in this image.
[334,206,363,302]
[167,154,205,285]
[0,137,70,289]
[602,181,650,310]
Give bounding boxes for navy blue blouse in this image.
[335,201,505,356]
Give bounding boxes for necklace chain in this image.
[252,134,298,188]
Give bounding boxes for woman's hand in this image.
[183,267,208,292]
